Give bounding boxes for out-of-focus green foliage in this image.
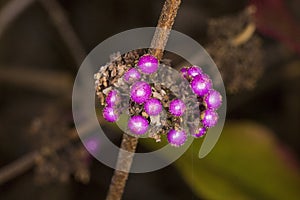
[141,121,300,200]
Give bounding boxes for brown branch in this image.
[106,134,138,200]
[0,67,72,96]
[38,0,86,69]
[106,1,181,200]
[0,0,35,38]
[150,0,181,59]
[0,151,38,185]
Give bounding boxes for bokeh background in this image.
[0,0,300,199]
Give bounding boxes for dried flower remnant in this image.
[29,105,90,184]
[95,49,148,106]
[205,7,264,93]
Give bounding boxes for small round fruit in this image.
[187,66,203,77]
[204,89,222,110]
[144,98,163,116]
[167,129,187,147]
[128,115,149,135]
[124,68,141,83]
[103,106,118,122]
[191,75,212,96]
[106,90,120,107]
[202,109,219,128]
[169,99,186,117]
[130,81,152,104]
[137,55,159,74]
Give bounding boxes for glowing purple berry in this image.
[188,66,203,77]
[202,109,219,128]
[192,127,207,138]
[204,89,222,110]
[180,67,188,78]
[169,99,186,117]
[124,68,141,83]
[144,98,162,116]
[106,90,120,107]
[137,55,159,74]
[130,81,152,104]
[191,75,212,96]
[167,129,187,147]
[103,106,118,122]
[128,115,149,135]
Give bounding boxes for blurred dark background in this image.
[0,0,300,199]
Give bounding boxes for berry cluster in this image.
[180,66,222,138]
[100,54,222,147]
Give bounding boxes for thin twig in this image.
[0,151,38,185]
[106,1,181,200]
[0,0,35,38]
[38,0,86,68]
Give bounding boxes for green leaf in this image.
[140,121,300,200]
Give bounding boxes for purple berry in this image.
[103,106,118,122]
[167,129,187,147]
[106,90,120,107]
[192,127,207,138]
[137,55,159,74]
[180,67,188,78]
[169,99,186,117]
[191,75,212,96]
[202,109,219,128]
[130,81,152,104]
[144,98,162,116]
[187,66,203,77]
[124,68,141,83]
[128,115,149,135]
[204,89,222,110]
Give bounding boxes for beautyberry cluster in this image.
[100,54,222,147]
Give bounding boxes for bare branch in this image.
[0,0,35,38]
[150,0,181,59]
[0,151,38,185]
[38,0,86,68]
[0,67,72,96]
[106,134,138,200]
